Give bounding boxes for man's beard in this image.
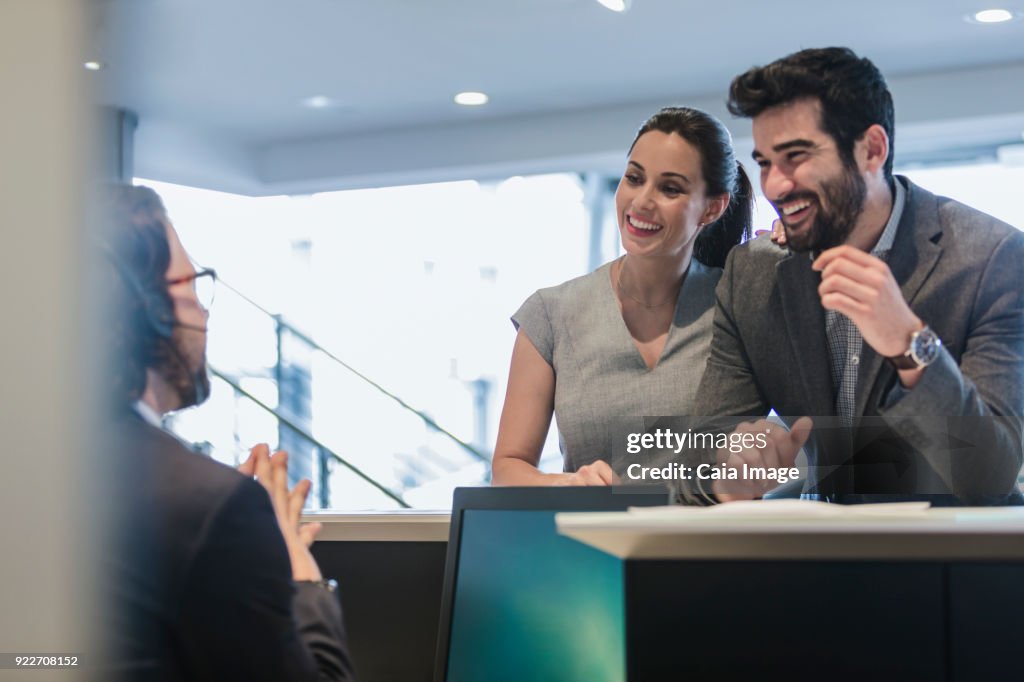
[777,162,867,254]
[156,327,211,410]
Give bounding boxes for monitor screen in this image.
[445,508,625,682]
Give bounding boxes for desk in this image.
[557,506,1024,681]
[306,512,450,682]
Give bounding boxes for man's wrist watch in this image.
[887,325,942,370]
[297,578,338,593]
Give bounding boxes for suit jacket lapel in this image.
[855,178,945,417]
[777,253,835,416]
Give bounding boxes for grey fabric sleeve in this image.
[878,228,1024,501]
[511,290,555,365]
[177,479,355,681]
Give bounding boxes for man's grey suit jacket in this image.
[691,177,1024,503]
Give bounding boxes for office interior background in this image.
[98,0,1024,510]
[2,0,1023,670]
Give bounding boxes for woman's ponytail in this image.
[693,161,753,268]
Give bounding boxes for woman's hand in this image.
[557,459,619,486]
[755,219,787,246]
[239,444,323,581]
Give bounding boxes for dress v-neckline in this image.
[605,259,689,372]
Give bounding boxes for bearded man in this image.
[676,47,1024,505]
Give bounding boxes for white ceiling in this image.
[94,0,1024,195]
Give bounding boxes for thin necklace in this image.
[615,256,678,309]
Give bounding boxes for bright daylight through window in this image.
[139,156,1024,510]
[139,174,590,510]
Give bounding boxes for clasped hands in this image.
[238,444,323,581]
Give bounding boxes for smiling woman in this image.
[491,107,754,487]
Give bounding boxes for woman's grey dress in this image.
[512,258,721,473]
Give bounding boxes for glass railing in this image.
[163,275,491,510]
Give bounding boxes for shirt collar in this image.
[870,177,905,258]
[132,400,163,428]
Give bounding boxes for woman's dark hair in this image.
[103,184,174,408]
[629,107,753,268]
[727,47,895,180]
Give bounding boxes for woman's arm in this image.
[491,331,614,486]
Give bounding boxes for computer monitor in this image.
[434,486,669,682]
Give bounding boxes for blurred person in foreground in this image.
[104,184,355,680]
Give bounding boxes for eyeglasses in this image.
[167,268,217,310]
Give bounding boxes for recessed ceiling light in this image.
[454,91,489,106]
[301,95,334,109]
[83,61,104,71]
[595,0,631,12]
[969,8,1016,23]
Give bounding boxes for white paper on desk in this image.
[627,499,931,519]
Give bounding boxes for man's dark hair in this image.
[104,184,174,408]
[727,47,895,179]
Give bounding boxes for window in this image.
[139,175,591,509]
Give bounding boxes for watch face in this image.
[911,327,942,367]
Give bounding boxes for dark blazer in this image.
[691,177,1024,503]
[109,411,355,681]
